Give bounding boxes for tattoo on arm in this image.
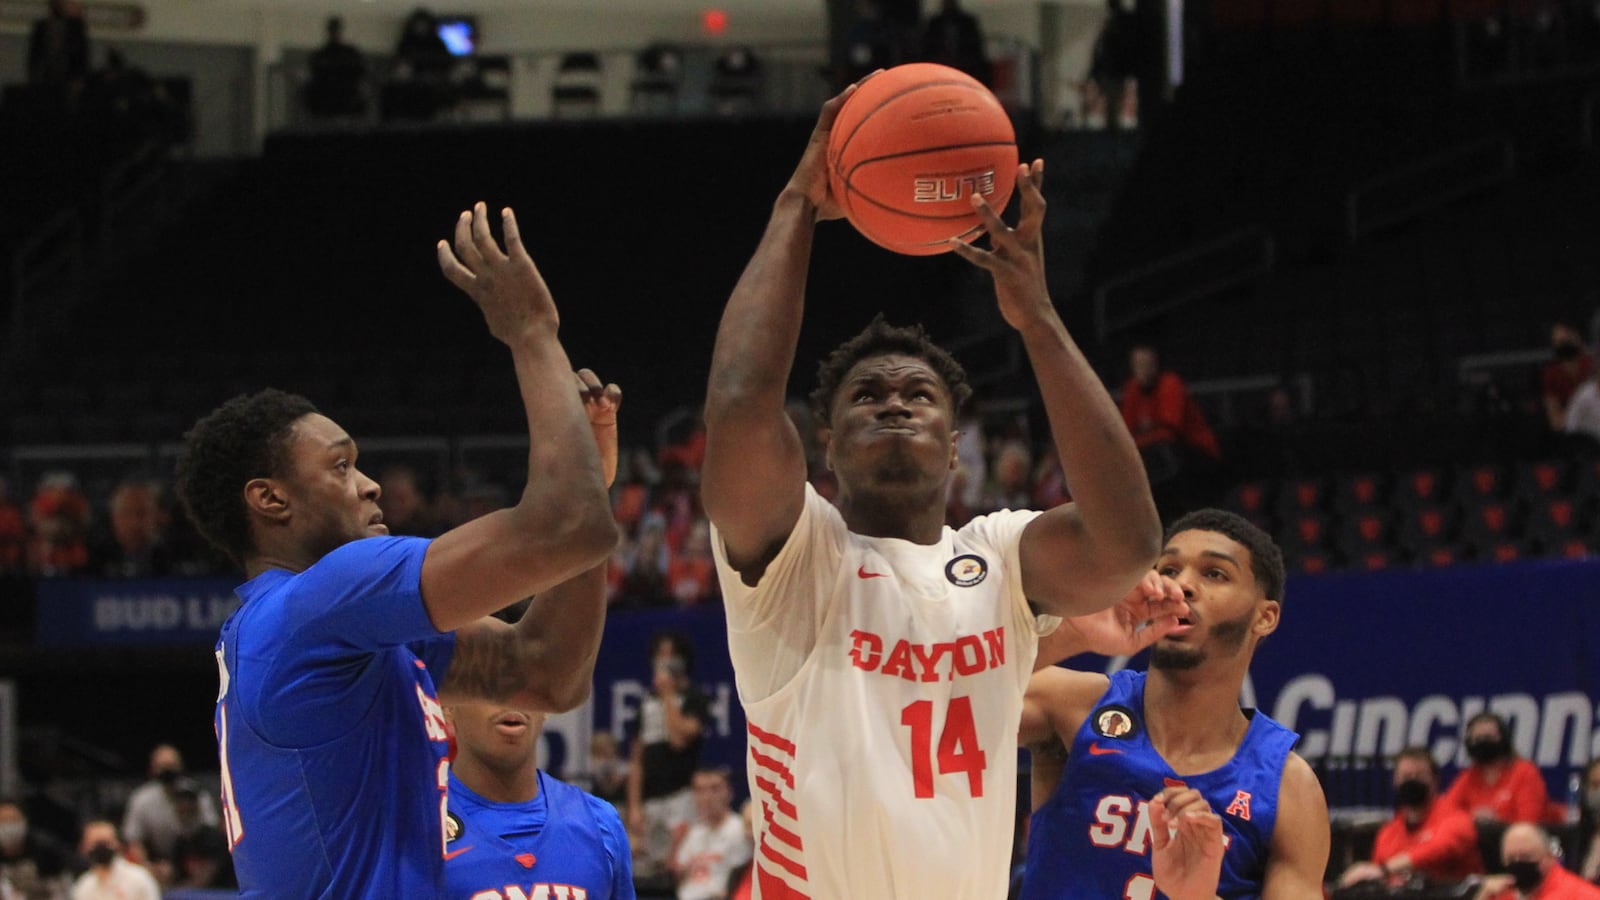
[439,621,530,703]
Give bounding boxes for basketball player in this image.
[442,699,635,900]
[701,80,1164,899]
[1018,510,1330,899]
[179,203,620,897]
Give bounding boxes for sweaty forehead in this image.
[1163,530,1251,568]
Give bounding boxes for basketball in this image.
[827,63,1018,256]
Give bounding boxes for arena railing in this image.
[1345,136,1516,241]
[1092,226,1277,343]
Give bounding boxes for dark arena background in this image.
[3,0,1600,896]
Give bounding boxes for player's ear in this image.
[243,477,291,524]
[1253,599,1280,638]
[819,427,834,471]
[949,429,960,471]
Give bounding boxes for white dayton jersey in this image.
[712,484,1057,900]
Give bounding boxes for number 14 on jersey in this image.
[900,697,988,799]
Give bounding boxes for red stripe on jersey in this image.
[763,816,804,854]
[760,835,808,882]
[751,747,796,789]
[748,722,797,756]
[758,860,810,900]
[753,776,799,820]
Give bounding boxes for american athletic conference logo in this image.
[944,554,988,587]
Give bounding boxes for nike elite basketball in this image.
[827,63,1018,256]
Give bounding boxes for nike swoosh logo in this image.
[858,565,888,579]
[1087,743,1123,756]
[443,845,474,861]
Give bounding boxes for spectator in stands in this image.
[839,0,916,88]
[921,0,992,85]
[27,473,90,577]
[1542,323,1593,432]
[1445,712,1551,825]
[671,768,751,900]
[27,0,89,98]
[1339,746,1483,888]
[0,796,71,900]
[1564,371,1600,448]
[305,16,368,118]
[90,478,175,578]
[1578,758,1600,883]
[70,821,158,900]
[668,518,717,606]
[628,631,711,881]
[384,8,454,121]
[171,824,236,890]
[587,731,631,808]
[1031,446,1071,510]
[1475,822,1600,900]
[620,515,672,606]
[374,465,438,536]
[1087,0,1143,130]
[1119,343,1223,520]
[121,744,218,871]
[983,438,1034,512]
[0,478,26,574]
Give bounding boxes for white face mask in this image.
[0,822,25,846]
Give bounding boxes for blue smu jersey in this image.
[1020,670,1298,900]
[214,536,456,899]
[444,769,635,900]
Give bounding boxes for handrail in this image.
[1093,227,1276,342]
[8,208,83,352]
[1346,136,1514,240]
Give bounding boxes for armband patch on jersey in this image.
[945,554,988,587]
[1092,705,1140,740]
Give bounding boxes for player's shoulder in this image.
[307,534,430,574]
[1277,752,1329,815]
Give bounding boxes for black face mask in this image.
[87,843,117,867]
[156,768,180,787]
[1466,737,1508,763]
[1506,860,1544,893]
[1555,342,1584,361]
[1395,778,1431,808]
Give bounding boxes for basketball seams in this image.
[841,141,1018,188]
[832,77,997,168]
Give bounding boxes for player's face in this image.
[448,699,546,771]
[280,414,386,557]
[825,354,957,495]
[1149,529,1278,672]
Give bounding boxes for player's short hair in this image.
[1465,711,1508,740]
[1164,509,1285,603]
[649,629,695,674]
[1394,745,1438,776]
[176,389,319,567]
[808,315,972,425]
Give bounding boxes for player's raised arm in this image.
[702,82,863,579]
[439,370,621,712]
[950,161,1160,617]
[425,203,619,633]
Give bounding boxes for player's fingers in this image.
[603,382,623,411]
[947,238,996,270]
[453,209,484,271]
[969,192,1011,241]
[816,72,876,135]
[436,240,476,292]
[501,207,527,259]
[1148,794,1171,849]
[576,367,603,394]
[1159,574,1185,604]
[1014,161,1048,240]
[470,201,507,262]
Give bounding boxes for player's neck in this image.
[454,756,539,805]
[1144,666,1251,767]
[243,549,315,579]
[837,489,946,544]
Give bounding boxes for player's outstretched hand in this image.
[437,202,559,345]
[1050,570,1188,659]
[948,159,1050,332]
[786,71,879,222]
[576,369,622,488]
[1150,787,1226,900]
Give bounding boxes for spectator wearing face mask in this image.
[0,796,72,900]
[1445,713,1551,826]
[121,744,218,868]
[1543,323,1594,432]
[1577,759,1600,883]
[1339,746,1483,889]
[71,821,158,900]
[1475,823,1600,900]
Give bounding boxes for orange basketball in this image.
[827,63,1018,256]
